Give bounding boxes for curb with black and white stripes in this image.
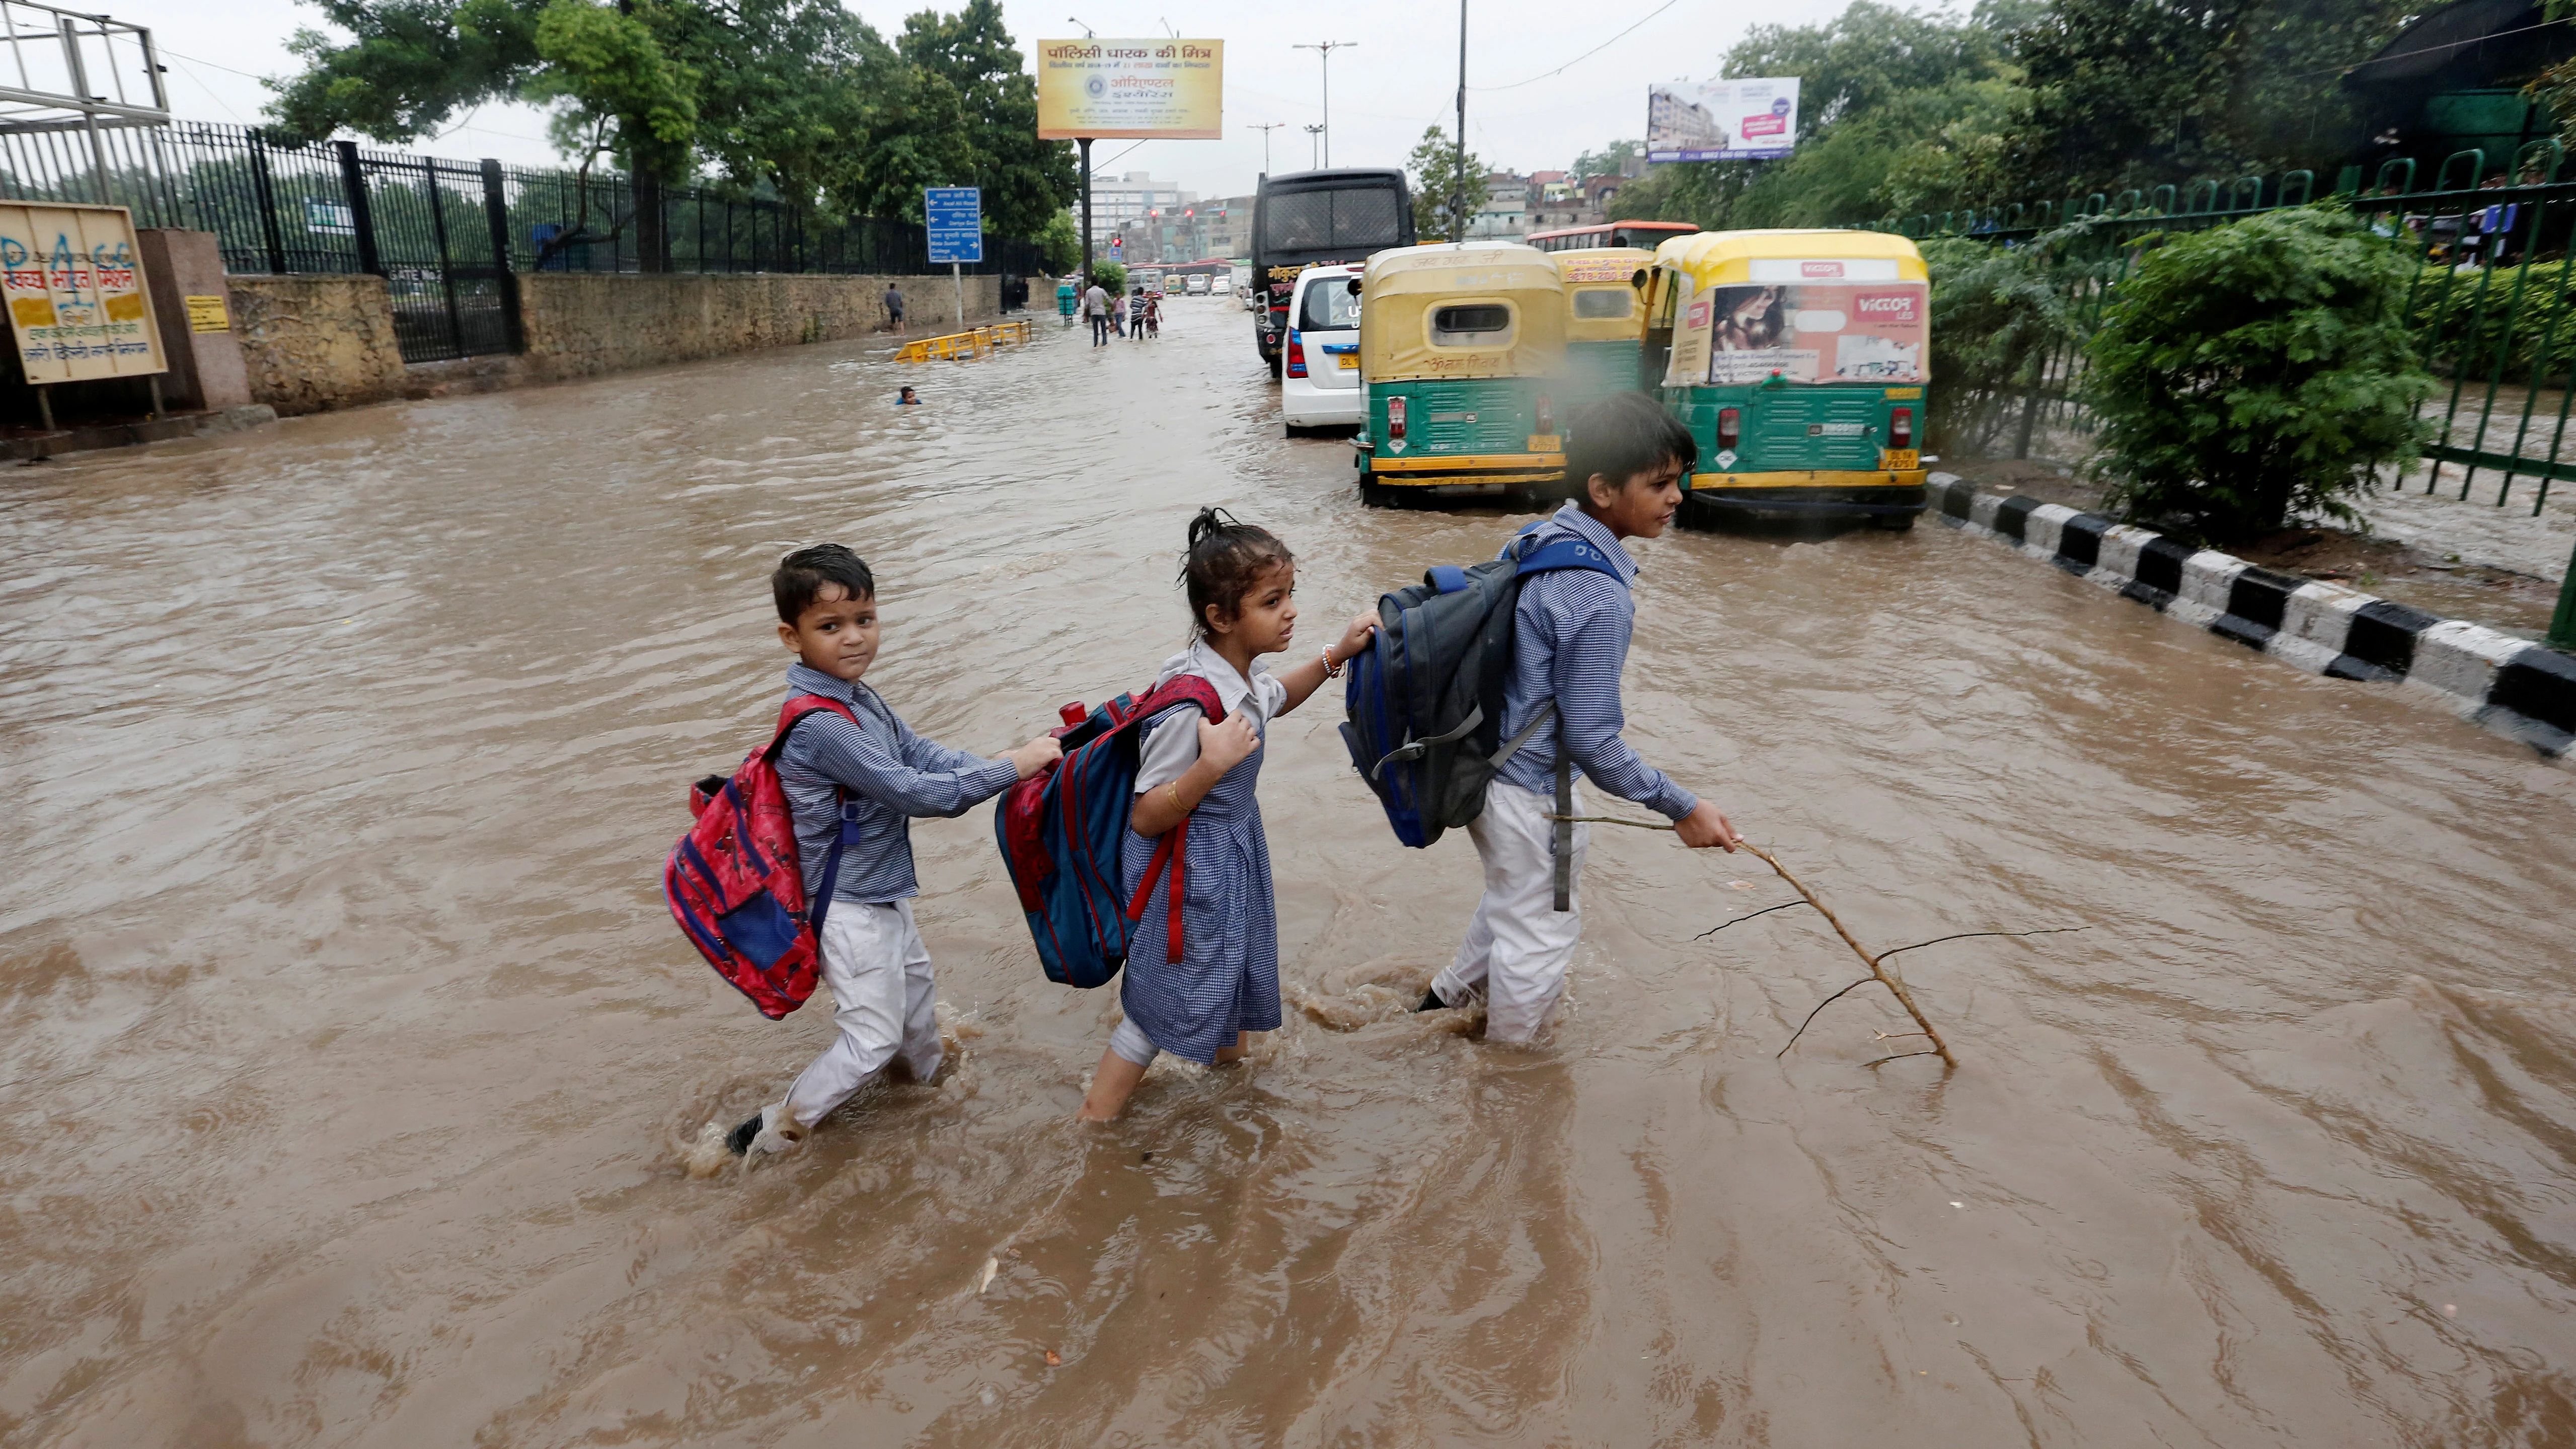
[1924,473,2576,758]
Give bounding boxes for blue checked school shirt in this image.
[777,662,1019,904]
[1490,503,1700,820]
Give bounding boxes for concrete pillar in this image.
[135,229,252,411]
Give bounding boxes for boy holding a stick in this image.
[1419,393,1743,1041]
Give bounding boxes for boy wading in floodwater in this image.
[1419,393,1744,1041]
[1077,510,1379,1121]
[729,545,1061,1157]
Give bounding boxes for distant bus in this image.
[1527,219,1699,253]
[1252,168,1415,376]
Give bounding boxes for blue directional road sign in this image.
[925,187,983,265]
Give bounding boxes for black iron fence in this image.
[160,123,1041,281]
[1889,152,2576,515]
[1894,147,2576,647]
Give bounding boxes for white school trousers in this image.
[783,900,942,1129]
[1431,780,1592,1043]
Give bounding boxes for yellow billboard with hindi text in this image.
[0,202,165,384]
[1036,40,1222,139]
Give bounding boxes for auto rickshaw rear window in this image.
[1571,289,1633,320]
[1431,304,1512,344]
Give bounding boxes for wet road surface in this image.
[5,299,2575,1447]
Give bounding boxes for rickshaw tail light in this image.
[1891,407,1914,449]
[1287,334,1308,378]
[1388,397,1407,440]
[1717,407,1740,450]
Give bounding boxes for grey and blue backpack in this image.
[1340,520,1623,862]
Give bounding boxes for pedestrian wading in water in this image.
[726,545,1060,1158]
[1076,509,1380,1121]
[1418,392,1744,1041]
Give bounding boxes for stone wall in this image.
[228,275,410,417]
[224,270,1002,413]
[515,271,1001,382]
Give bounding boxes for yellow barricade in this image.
[895,318,1035,362]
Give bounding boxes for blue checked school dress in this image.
[1118,689,1281,1065]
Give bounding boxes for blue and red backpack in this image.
[663,696,859,1019]
[995,677,1226,988]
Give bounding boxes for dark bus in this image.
[1251,168,1414,376]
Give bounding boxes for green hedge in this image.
[2407,261,2576,376]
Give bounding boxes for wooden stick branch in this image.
[1740,844,1956,1069]
[1543,815,2068,1071]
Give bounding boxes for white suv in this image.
[1280,263,1365,436]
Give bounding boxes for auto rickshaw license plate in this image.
[1881,449,1920,470]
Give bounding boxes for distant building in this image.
[1087,171,1197,246]
[1202,194,1258,259]
[1467,171,1532,239]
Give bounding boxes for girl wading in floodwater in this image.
[1076,509,1378,1120]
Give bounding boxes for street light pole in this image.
[1247,121,1283,176]
[1293,41,1356,168]
[1305,124,1324,170]
[1455,1,1468,243]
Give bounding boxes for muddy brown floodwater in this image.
[6,302,2576,1448]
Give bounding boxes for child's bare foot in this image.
[1078,1049,1149,1121]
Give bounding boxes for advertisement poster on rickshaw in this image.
[1696,279,1926,385]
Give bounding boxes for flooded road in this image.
[6,300,2575,1448]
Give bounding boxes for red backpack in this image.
[664,696,859,1019]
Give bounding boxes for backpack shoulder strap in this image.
[1513,531,1625,584]
[1128,673,1228,726]
[763,694,860,764]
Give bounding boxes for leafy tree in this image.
[267,0,1069,261]
[1731,0,2020,137]
[2081,205,2433,542]
[1569,140,1640,180]
[1405,125,1485,242]
[862,2,1075,235]
[1920,228,2081,454]
[1611,1,2027,231]
[1037,209,1081,274]
[2011,0,2417,193]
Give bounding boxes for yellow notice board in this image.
[1036,39,1222,138]
[0,203,165,383]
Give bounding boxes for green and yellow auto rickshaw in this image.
[1353,243,1568,504]
[1552,245,1654,410]
[1643,229,1929,527]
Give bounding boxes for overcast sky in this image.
[126,0,1863,201]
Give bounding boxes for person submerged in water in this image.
[896,387,921,406]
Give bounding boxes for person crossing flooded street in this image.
[726,546,1059,1157]
[1418,395,1742,1041]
